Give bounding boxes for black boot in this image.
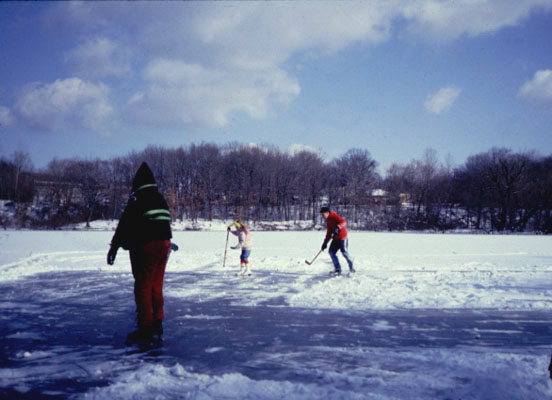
[125,326,153,345]
[153,319,163,337]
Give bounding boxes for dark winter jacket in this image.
[111,162,172,250]
[323,211,348,244]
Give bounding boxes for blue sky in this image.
[1,1,552,172]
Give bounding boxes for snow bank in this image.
[82,349,552,400]
[82,363,368,400]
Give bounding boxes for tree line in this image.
[1,144,551,233]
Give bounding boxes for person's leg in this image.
[241,261,251,275]
[131,241,170,332]
[339,239,355,272]
[150,240,171,323]
[329,240,342,273]
[130,248,153,331]
[241,249,252,275]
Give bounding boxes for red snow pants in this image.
[130,240,171,329]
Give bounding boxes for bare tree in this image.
[383,149,453,230]
[332,148,379,224]
[5,142,552,233]
[290,150,327,222]
[188,143,223,221]
[526,156,552,233]
[12,151,33,203]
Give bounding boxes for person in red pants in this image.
[107,162,172,344]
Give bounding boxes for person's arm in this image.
[333,214,346,236]
[322,220,332,250]
[322,227,331,249]
[107,196,137,264]
[231,231,244,249]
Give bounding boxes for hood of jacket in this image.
[132,162,156,192]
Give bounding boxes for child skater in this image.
[227,221,253,276]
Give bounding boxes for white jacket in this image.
[231,229,252,250]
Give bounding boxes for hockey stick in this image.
[305,249,323,265]
[222,229,230,268]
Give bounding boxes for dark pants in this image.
[130,240,171,329]
[329,239,354,273]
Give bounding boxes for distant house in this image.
[369,189,412,207]
[370,189,388,206]
[399,193,412,207]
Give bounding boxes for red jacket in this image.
[324,211,348,244]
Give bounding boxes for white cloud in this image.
[402,0,552,43]
[193,2,397,70]
[64,36,131,78]
[40,2,400,131]
[37,1,552,131]
[0,106,15,127]
[143,59,222,86]
[424,86,461,114]
[125,58,300,129]
[14,78,113,132]
[286,144,323,157]
[119,3,398,129]
[518,69,552,103]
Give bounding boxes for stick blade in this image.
[305,260,311,265]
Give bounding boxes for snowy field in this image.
[1,229,552,399]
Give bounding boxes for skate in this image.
[125,327,154,346]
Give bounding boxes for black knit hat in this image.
[320,206,330,213]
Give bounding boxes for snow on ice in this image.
[1,226,552,399]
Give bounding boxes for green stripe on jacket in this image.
[143,209,171,221]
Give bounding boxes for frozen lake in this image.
[1,230,552,399]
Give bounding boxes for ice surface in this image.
[1,229,552,399]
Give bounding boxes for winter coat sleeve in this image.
[111,195,138,250]
[336,215,347,230]
[231,231,245,248]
